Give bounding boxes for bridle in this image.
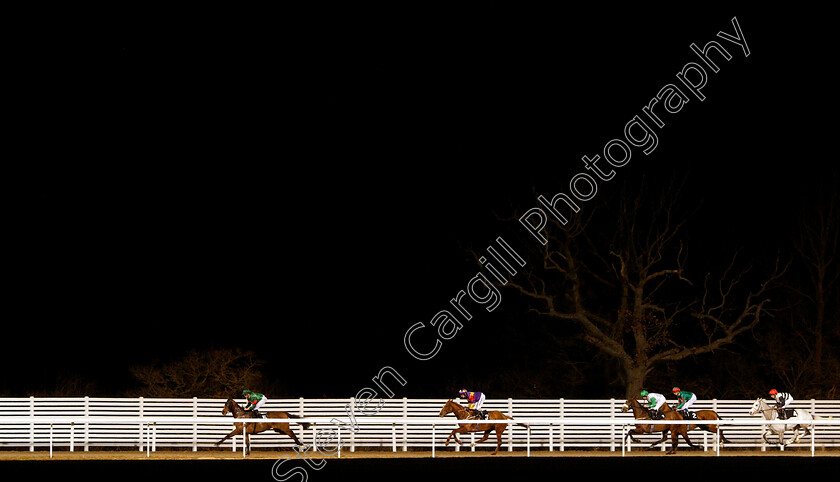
[750,398,777,415]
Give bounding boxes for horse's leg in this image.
[680,429,697,449]
[625,427,643,444]
[649,430,668,448]
[275,425,303,446]
[761,430,772,445]
[492,426,506,455]
[666,430,678,454]
[445,428,465,446]
[245,432,251,456]
[215,426,241,447]
[471,428,493,448]
[788,426,801,445]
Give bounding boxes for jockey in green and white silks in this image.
[243,389,268,418]
[640,390,666,419]
[672,387,697,419]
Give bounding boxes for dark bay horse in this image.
[676,405,731,444]
[621,398,694,454]
[439,399,529,455]
[215,398,311,455]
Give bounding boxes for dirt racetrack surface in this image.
[1,447,838,460]
[2,449,837,480]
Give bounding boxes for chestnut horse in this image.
[439,399,529,455]
[621,398,694,454]
[215,398,311,455]
[673,404,731,444]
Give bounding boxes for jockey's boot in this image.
[252,409,263,418]
[777,409,787,420]
[481,410,488,420]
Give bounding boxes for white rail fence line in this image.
[3,417,840,459]
[2,398,839,458]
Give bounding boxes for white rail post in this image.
[138,397,144,452]
[242,423,246,458]
[548,423,553,452]
[402,397,408,452]
[146,423,150,458]
[610,398,616,452]
[621,424,626,456]
[70,422,74,452]
[526,423,530,457]
[49,423,53,458]
[83,396,89,452]
[431,423,435,458]
[392,423,397,452]
[559,398,565,452]
[507,398,513,452]
[349,397,355,453]
[29,395,34,452]
[192,397,198,452]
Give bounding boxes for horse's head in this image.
[222,398,235,416]
[748,397,764,416]
[439,399,455,417]
[621,398,639,413]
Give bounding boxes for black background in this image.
[3,7,835,400]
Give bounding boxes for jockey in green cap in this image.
[242,389,268,418]
[640,390,667,420]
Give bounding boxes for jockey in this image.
[769,389,794,420]
[672,387,697,419]
[640,390,667,419]
[458,389,487,420]
[243,389,268,418]
[640,390,665,420]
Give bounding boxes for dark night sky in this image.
[3,8,836,398]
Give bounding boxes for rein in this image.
[448,401,478,420]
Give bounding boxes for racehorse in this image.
[749,398,813,446]
[439,399,530,455]
[620,398,695,454]
[671,403,731,444]
[215,398,311,455]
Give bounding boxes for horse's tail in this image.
[506,415,530,431]
[286,413,311,430]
